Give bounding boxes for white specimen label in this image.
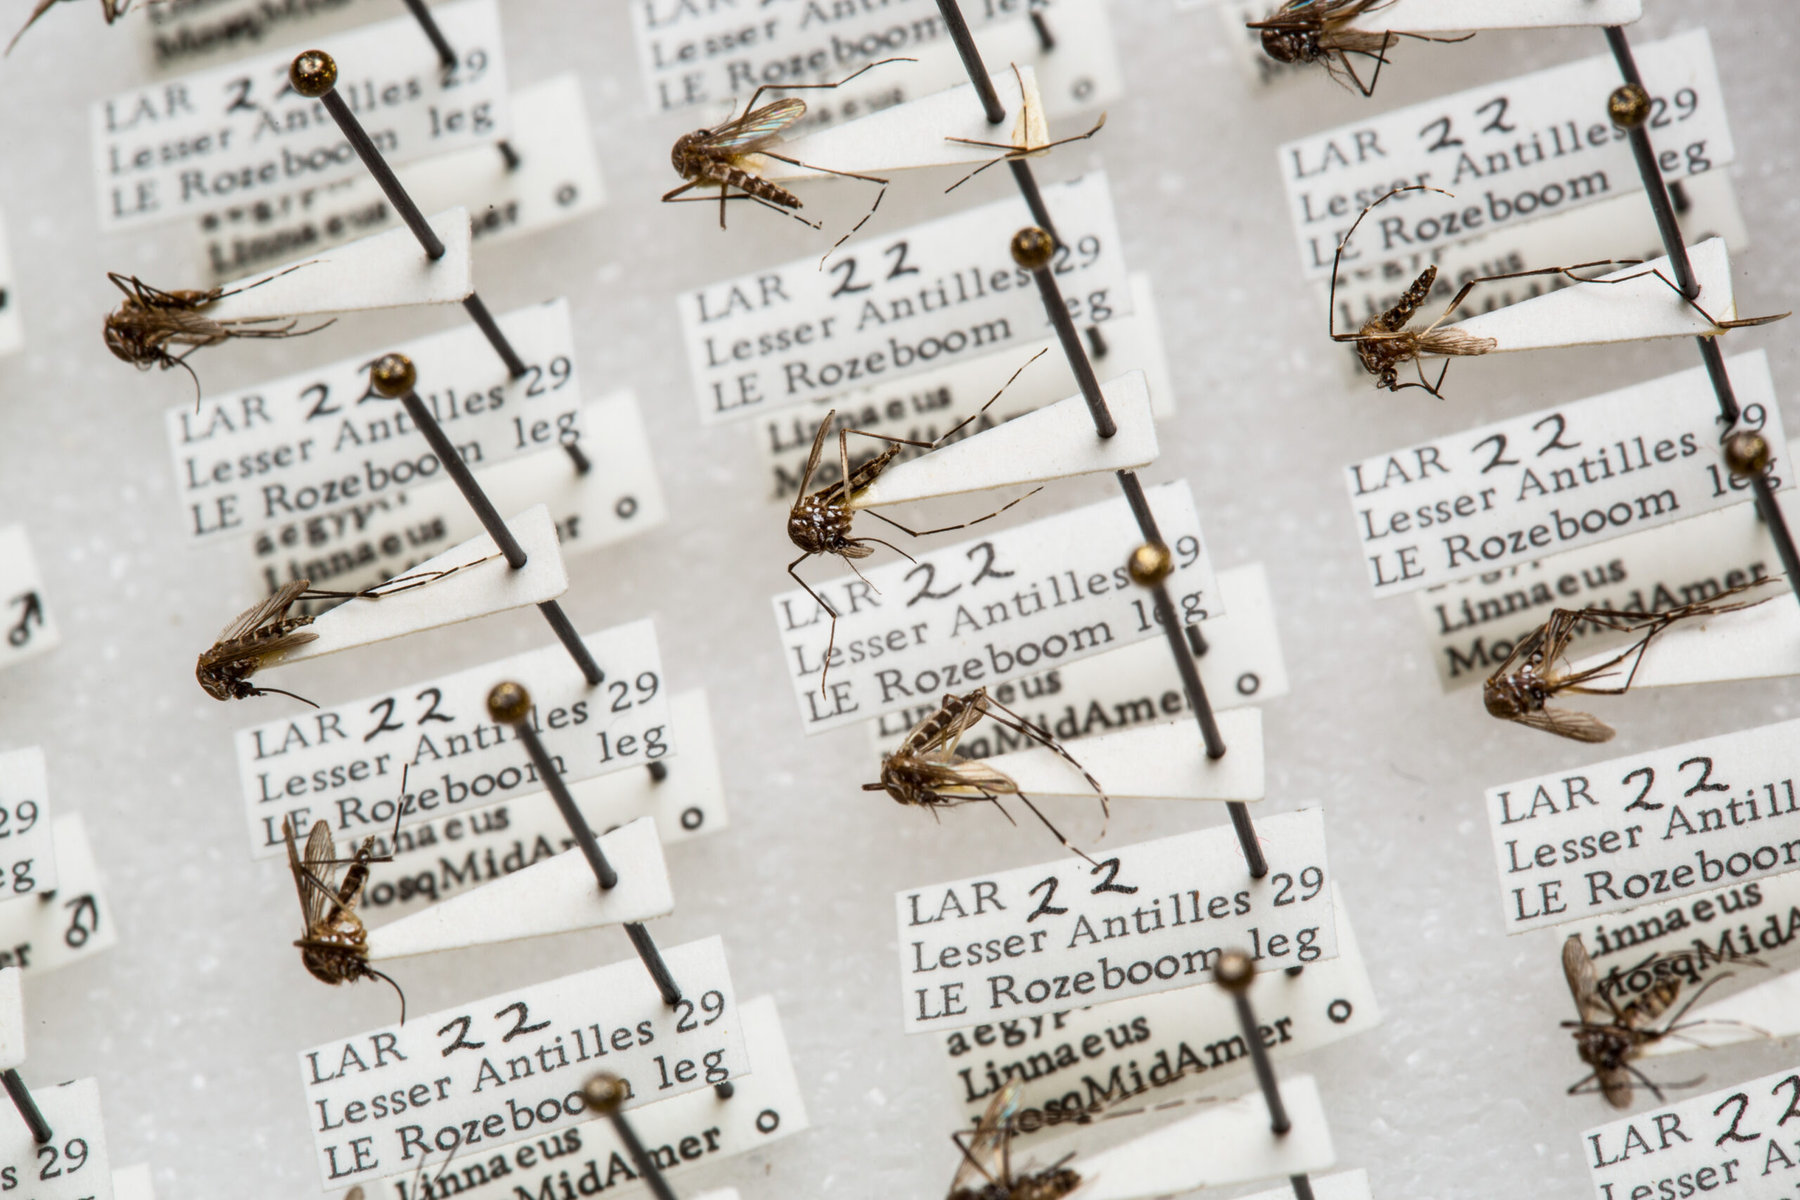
[873,560,1289,752]
[1348,351,1783,596]
[379,995,805,1200]
[0,526,57,671]
[1584,1063,1800,1199]
[0,1080,112,1200]
[896,808,1333,1033]
[940,890,1378,1146]
[0,816,114,976]
[1241,1171,1371,1200]
[757,272,1175,504]
[1417,488,1781,691]
[238,617,668,856]
[93,0,508,230]
[682,171,1130,423]
[1344,0,1641,33]
[1487,717,1800,933]
[198,73,605,280]
[241,392,665,598]
[358,689,726,918]
[775,479,1218,735]
[1279,28,1731,278]
[359,690,725,918]
[0,750,56,903]
[141,0,386,72]
[0,209,18,359]
[300,937,745,1187]
[1554,868,1800,1025]
[170,299,582,543]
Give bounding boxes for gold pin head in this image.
[581,1072,628,1116]
[1010,226,1055,271]
[487,681,531,724]
[1724,430,1772,478]
[290,50,338,98]
[1214,948,1255,993]
[1608,83,1650,129]
[1126,541,1173,587]
[370,352,417,398]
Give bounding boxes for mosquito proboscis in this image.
[1247,0,1473,97]
[1483,579,1776,742]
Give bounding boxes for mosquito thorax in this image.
[1260,27,1315,62]
[671,133,701,174]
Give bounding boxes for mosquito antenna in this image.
[251,685,322,709]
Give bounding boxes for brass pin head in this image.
[1724,430,1772,478]
[1214,948,1255,994]
[370,352,417,398]
[1010,226,1055,271]
[581,1072,628,1116]
[1127,542,1173,587]
[1608,83,1650,128]
[487,681,531,725]
[290,50,338,98]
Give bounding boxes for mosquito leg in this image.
[660,181,700,202]
[249,684,322,709]
[211,258,318,301]
[1011,789,1098,866]
[739,55,913,116]
[754,150,889,186]
[789,557,842,696]
[976,696,1111,821]
[933,348,1049,445]
[820,185,886,268]
[864,487,1042,539]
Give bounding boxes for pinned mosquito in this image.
[1246,0,1473,97]
[948,1081,1081,1200]
[867,686,1109,864]
[7,0,127,54]
[664,56,912,231]
[1330,187,1786,399]
[104,264,332,402]
[197,559,498,707]
[285,775,409,1023]
[1484,580,1775,742]
[942,64,1107,195]
[1560,935,1768,1109]
[787,350,1047,695]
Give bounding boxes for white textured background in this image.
[1,2,1798,1198]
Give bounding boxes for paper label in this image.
[237,618,668,857]
[872,560,1288,752]
[0,1080,113,1200]
[775,479,1219,735]
[0,970,22,1071]
[92,0,509,231]
[940,889,1378,1147]
[169,299,582,543]
[757,272,1174,503]
[1583,1063,1800,1200]
[299,936,746,1188]
[198,73,606,280]
[1486,716,1800,933]
[0,750,57,903]
[1348,351,1783,597]
[0,815,116,976]
[242,391,666,597]
[141,0,385,72]
[1278,27,1732,279]
[0,208,18,359]
[896,807,1334,1033]
[358,690,726,919]
[364,995,805,1200]
[1240,1170,1371,1200]
[682,171,1131,424]
[0,526,58,672]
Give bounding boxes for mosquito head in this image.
[1260,27,1318,63]
[670,131,702,176]
[103,311,146,364]
[1483,673,1542,720]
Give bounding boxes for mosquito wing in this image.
[1505,705,1615,744]
[951,1080,1023,1192]
[298,819,343,929]
[1563,936,1613,1025]
[214,579,310,644]
[1247,0,1381,30]
[197,628,318,676]
[696,98,806,155]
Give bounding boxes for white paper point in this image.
[1440,238,1741,353]
[1239,1169,1371,1200]
[751,67,1047,182]
[851,371,1158,510]
[204,208,474,322]
[269,504,568,669]
[365,818,675,961]
[1565,584,1799,688]
[110,1165,155,1200]
[1070,1075,1335,1199]
[0,969,22,1071]
[1343,0,1641,34]
[979,711,1263,802]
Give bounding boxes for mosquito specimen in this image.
[285,794,407,1023]
[787,350,1046,694]
[942,64,1107,195]
[1330,186,1785,398]
[947,1081,1081,1200]
[103,265,332,400]
[197,560,497,706]
[1246,0,1472,97]
[866,686,1109,864]
[664,57,911,230]
[7,0,126,54]
[1483,580,1775,742]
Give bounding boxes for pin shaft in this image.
[1,1071,51,1145]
